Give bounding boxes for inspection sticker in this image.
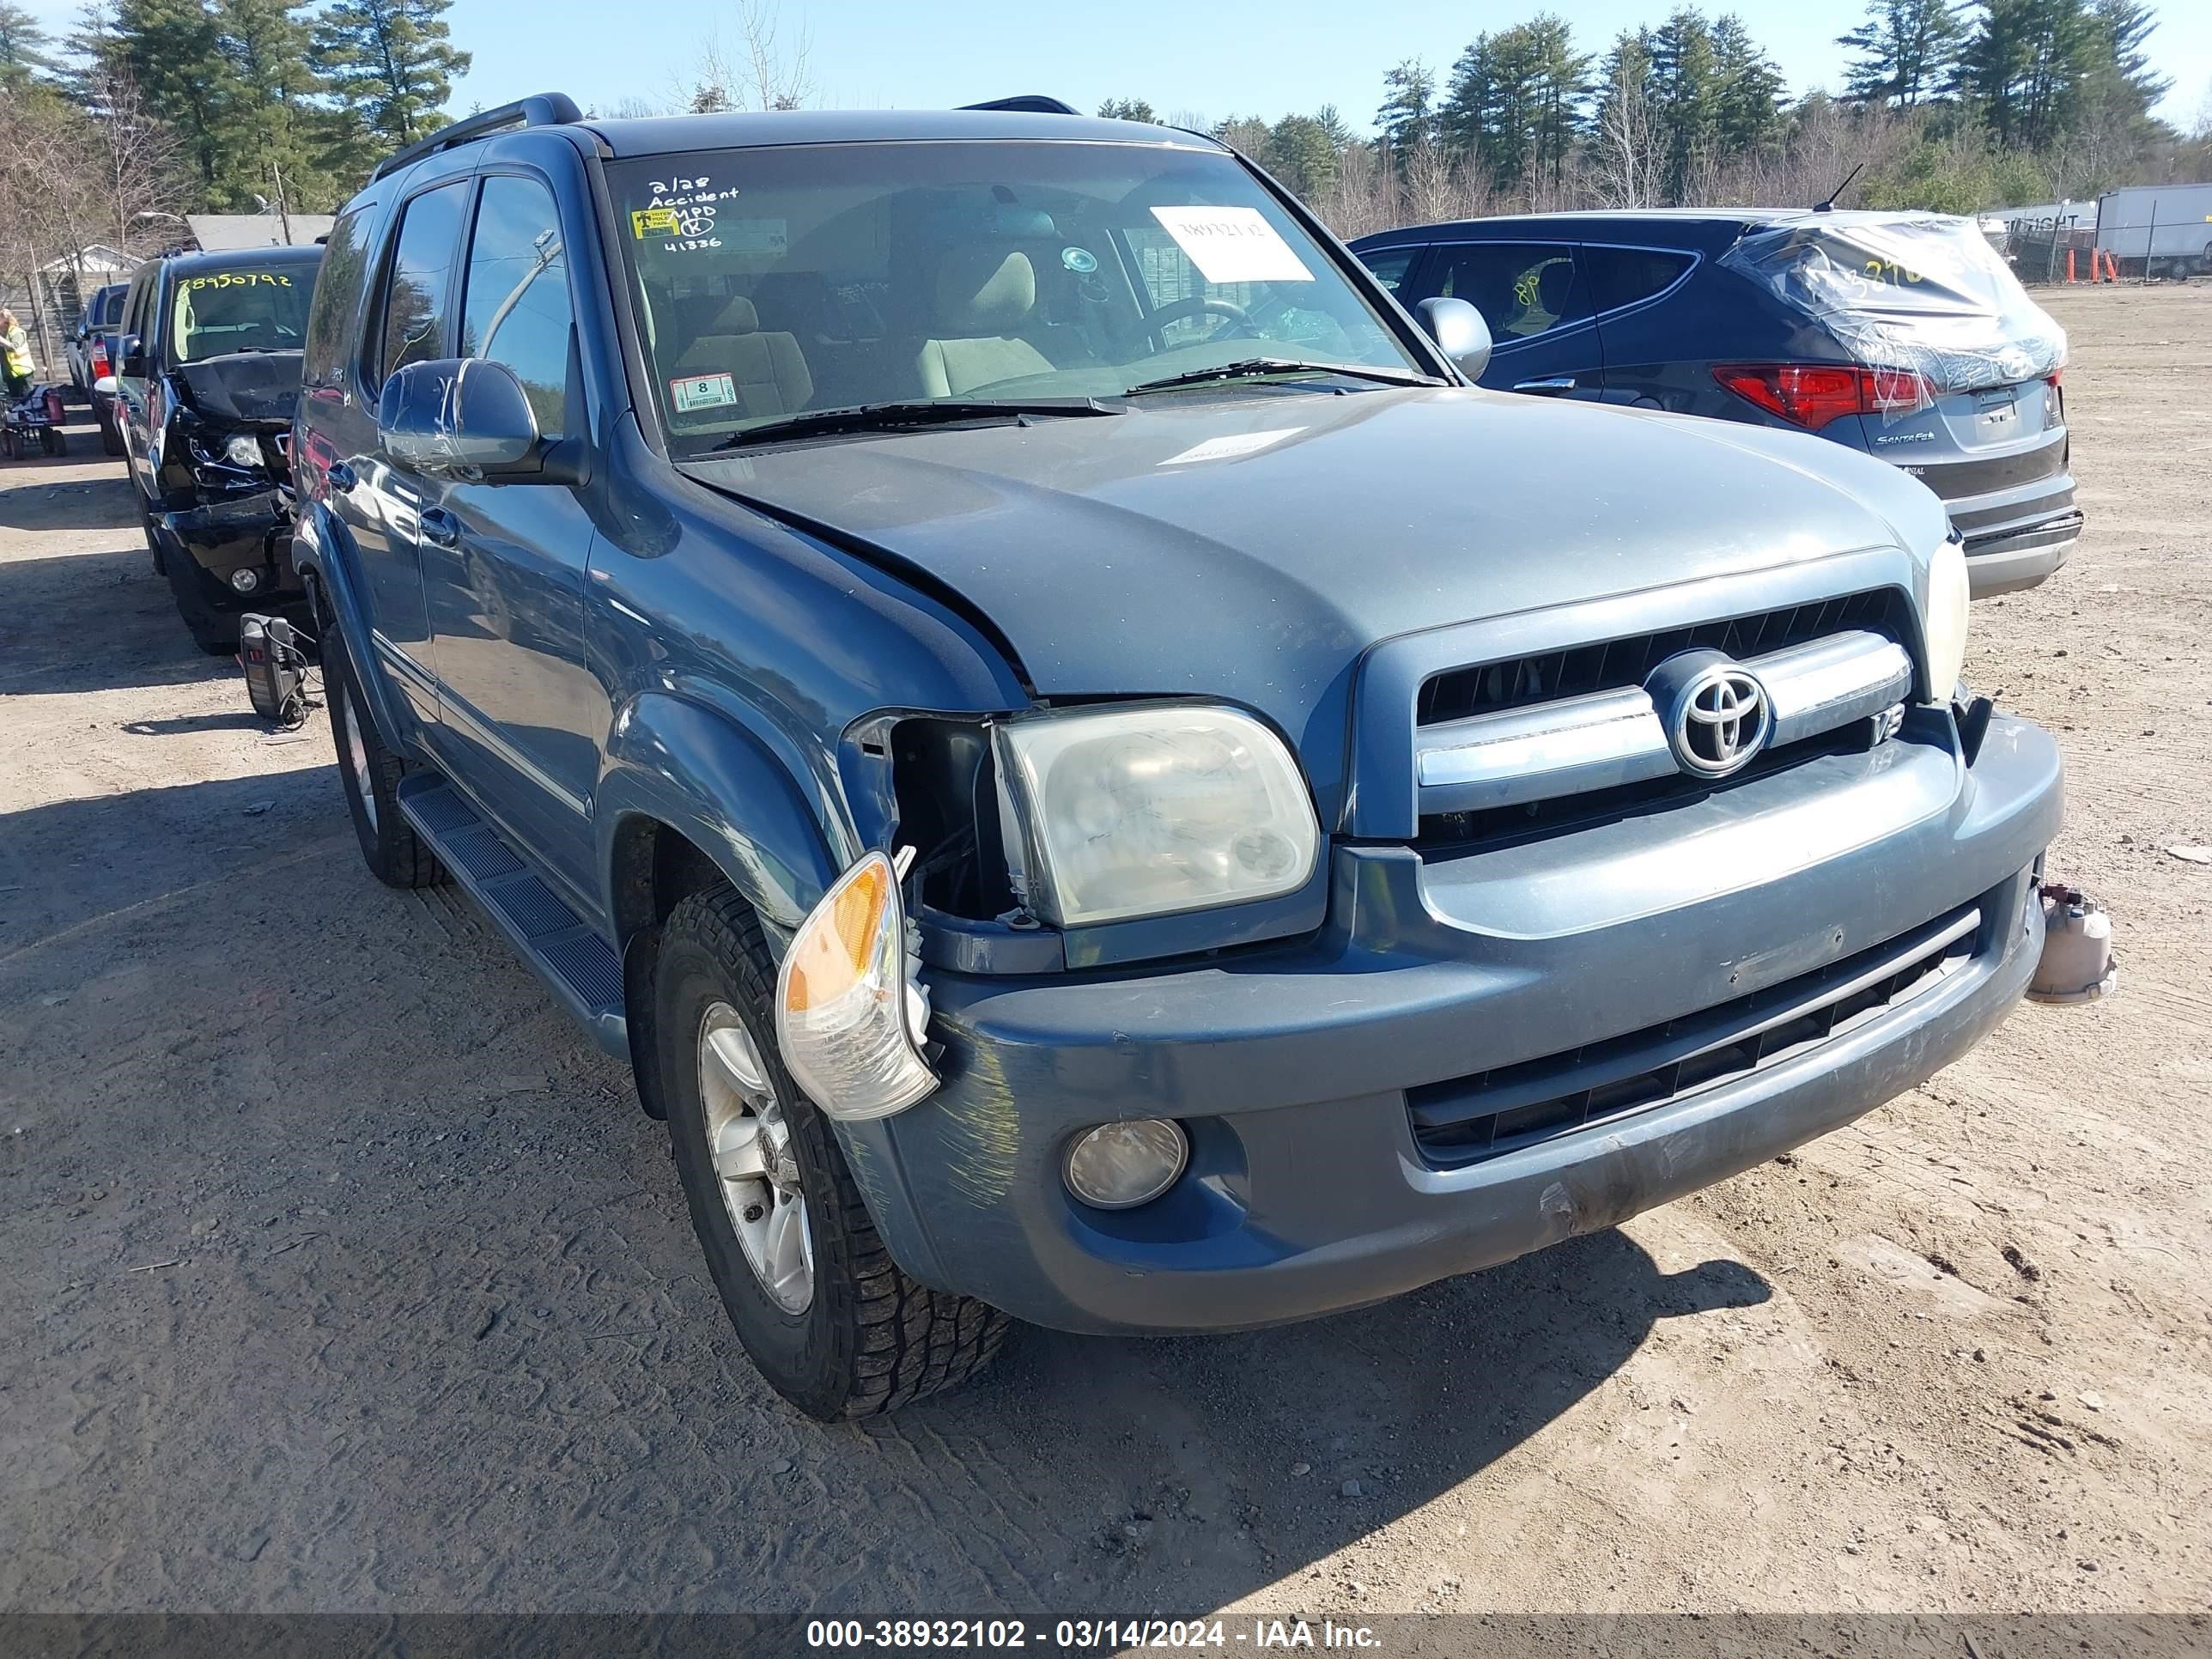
[631,206,680,239]
[1149,206,1312,284]
[670,372,738,412]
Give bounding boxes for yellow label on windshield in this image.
[185,272,293,289]
[630,206,680,239]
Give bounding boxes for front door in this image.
[420,170,609,915]
[333,181,474,729]
[1401,240,1605,400]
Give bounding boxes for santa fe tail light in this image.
[91,339,110,379]
[1711,362,1935,431]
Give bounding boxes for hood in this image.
[683,387,1934,801]
[169,350,305,428]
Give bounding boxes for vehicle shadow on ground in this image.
[0,766,340,957]
[872,1231,1773,1607]
[0,443,136,526]
[0,547,238,696]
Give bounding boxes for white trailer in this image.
[2094,184,2212,276]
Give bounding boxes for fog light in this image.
[1064,1119,1188,1210]
[229,567,260,593]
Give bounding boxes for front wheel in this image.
[324,627,445,888]
[656,886,1008,1419]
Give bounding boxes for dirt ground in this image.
[2,283,2208,1621]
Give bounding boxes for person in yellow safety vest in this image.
[0,309,34,401]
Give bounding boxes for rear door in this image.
[1578,243,1702,408]
[419,167,610,908]
[1399,239,1603,398]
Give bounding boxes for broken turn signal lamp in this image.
[775,849,938,1121]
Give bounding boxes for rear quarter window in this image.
[1582,246,1694,314]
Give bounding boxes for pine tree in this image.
[2087,0,2167,123]
[1374,58,1437,158]
[110,0,238,195]
[312,0,469,149]
[1097,98,1157,123]
[1958,0,2100,149]
[1648,6,1719,202]
[217,0,338,213]
[1710,13,1784,151]
[0,3,56,84]
[1265,113,1340,198]
[1838,0,1969,106]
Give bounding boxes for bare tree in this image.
[1590,76,1663,207]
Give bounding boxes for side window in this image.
[1581,246,1695,315]
[303,206,373,389]
[459,174,576,436]
[373,180,470,392]
[1358,246,1420,296]
[1430,243,1589,344]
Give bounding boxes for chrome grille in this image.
[1416,590,1909,727]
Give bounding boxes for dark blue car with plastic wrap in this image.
[293,94,2069,1418]
[1352,208,2081,599]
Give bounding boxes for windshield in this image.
[608,140,1422,451]
[167,264,315,364]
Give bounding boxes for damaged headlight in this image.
[993,704,1320,927]
[190,431,266,471]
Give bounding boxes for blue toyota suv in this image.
[295,94,2065,1418]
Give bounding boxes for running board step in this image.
[395,772,628,1057]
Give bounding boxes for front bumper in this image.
[843,709,2063,1335]
[158,490,301,611]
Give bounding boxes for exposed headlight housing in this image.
[774,850,937,1121]
[191,430,265,470]
[1925,532,1971,696]
[993,704,1320,927]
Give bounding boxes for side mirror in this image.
[377,358,543,478]
[92,374,118,398]
[1417,296,1492,382]
[119,346,147,379]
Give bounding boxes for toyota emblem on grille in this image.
[1665,662,1771,778]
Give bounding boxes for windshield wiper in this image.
[710,398,1122,451]
[1122,357,1444,397]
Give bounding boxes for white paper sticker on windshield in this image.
[1150,206,1313,284]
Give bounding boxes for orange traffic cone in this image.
[2068,248,2078,283]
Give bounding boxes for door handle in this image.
[1514,376,1577,395]
[418,507,460,548]
[325,459,356,492]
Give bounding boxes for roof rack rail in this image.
[958,95,1079,115]
[370,92,584,183]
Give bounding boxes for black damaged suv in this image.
[106,244,321,652]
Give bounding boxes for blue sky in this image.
[448,0,2209,129]
[24,0,2211,130]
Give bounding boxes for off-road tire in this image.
[323,625,445,889]
[99,412,124,456]
[656,886,1009,1419]
[164,549,238,655]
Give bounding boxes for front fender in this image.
[289,504,409,752]
[599,691,853,940]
